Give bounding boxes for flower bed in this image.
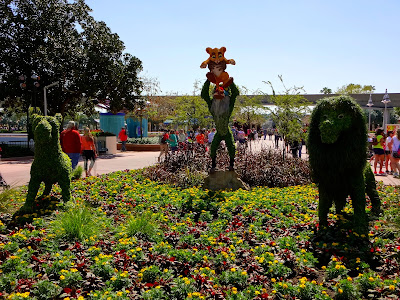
[0,172,399,299]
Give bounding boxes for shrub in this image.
[124,210,162,241]
[71,165,83,180]
[126,137,159,144]
[51,204,104,242]
[142,145,311,188]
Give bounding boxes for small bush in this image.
[51,204,103,242]
[127,137,159,144]
[124,211,161,241]
[142,145,311,188]
[72,165,83,180]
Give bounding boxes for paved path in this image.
[0,137,399,188]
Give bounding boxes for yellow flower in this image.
[338,288,343,294]
[230,267,236,272]
[369,277,375,282]
[389,285,395,291]
[231,287,237,294]
[60,275,65,280]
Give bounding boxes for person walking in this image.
[391,129,400,177]
[60,121,81,169]
[158,129,169,162]
[384,131,394,174]
[168,130,178,153]
[81,127,97,177]
[372,128,385,175]
[208,128,216,146]
[118,127,128,152]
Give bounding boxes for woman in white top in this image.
[390,129,400,177]
[384,131,394,174]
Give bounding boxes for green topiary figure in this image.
[21,114,72,212]
[201,80,239,172]
[307,96,380,232]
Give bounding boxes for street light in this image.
[366,93,374,132]
[381,89,391,133]
[43,81,59,116]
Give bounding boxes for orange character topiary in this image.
[200,47,235,99]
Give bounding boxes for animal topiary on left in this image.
[21,114,72,212]
[307,95,380,232]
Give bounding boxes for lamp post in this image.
[43,81,59,116]
[366,93,374,132]
[19,73,41,148]
[381,89,391,133]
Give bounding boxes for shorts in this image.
[385,150,392,155]
[373,148,385,155]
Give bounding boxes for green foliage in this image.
[336,83,375,94]
[72,165,83,180]
[307,95,379,229]
[24,115,72,209]
[124,211,162,241]
[263,75,310,156]
[320,87,332,94]
[233,87,265,127]
[0,0,143,116]
[127,137,159,144]
[33,280,62,300]
[172,95,212,129]
[0,186,20,212]
[51,204,104,242]
[92,131,116,137]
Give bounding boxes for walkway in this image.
[0,137,399,188]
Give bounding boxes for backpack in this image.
[160,134,167,144]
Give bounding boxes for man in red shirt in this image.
[60,121,82,169]
[118,127,128,152]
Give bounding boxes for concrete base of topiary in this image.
[203,170,249,191]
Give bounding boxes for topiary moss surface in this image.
[307,96,380,231]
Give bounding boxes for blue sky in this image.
[86,0,399,96]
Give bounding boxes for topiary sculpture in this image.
[201,79,239,172]
[21,114,72,212]
[307,96,380,232]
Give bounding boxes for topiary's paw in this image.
[222,77,234,89]
[228,166,234,171]
[210,168,216,174]
[19,203,35,214]
[206,72,217,84]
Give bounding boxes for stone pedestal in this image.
[203,170,249,191]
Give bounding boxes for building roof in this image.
[258,93,400,109]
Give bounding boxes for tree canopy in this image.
[0,0,143,116]
[336,83,375,94]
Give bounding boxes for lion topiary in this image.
[307,95,380,232]
[21,114,72,212]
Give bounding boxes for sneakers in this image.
[374,171,377,175]
[393,172,399,177]
[379,171,385,175]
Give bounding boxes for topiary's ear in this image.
[31,114,42,131]
[220,47,226,54]
[54,113,62,127]
[206,47,212,54]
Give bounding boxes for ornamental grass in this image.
[0,170,399,299]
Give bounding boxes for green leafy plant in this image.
[124,211,162,241]
[33,280,62,300]
[51,205,103,242]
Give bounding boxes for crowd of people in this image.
[371,128,400,178]
[156,126,306,161]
